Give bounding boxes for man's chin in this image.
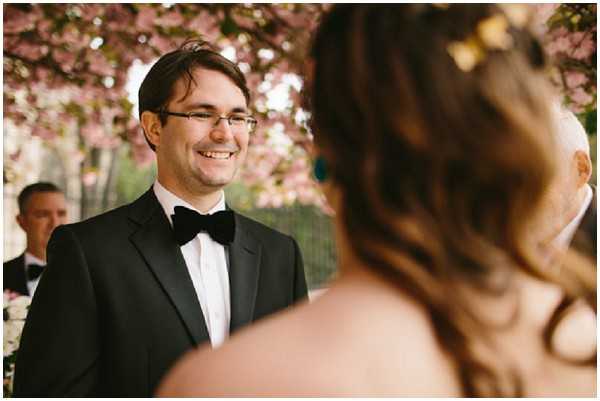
[195,173,236,189]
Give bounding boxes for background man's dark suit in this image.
[571,189,596,259]
[3,254,29,296]
[14,189,307,396]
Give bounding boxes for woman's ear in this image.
[322,180,341,215]
[140,111,162,149]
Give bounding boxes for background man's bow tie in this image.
[27,264,45,281]
[171,206,235,246]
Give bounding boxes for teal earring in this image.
[313,156,328,182]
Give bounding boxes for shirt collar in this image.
[24,252,45,267]
[553,184,593,248]
[153,181,226,227]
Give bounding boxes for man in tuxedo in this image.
[3,182,67,296]
[539,104,595,258]
[14,40,308,397]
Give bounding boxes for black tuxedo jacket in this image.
[13,189,307,396]
[571,189,596,259]
[3,254,29,296]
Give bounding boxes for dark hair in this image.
[138,39,251,151]
[309,4,595,396]
[18,182,63,214]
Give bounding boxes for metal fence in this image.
[232,205,337,289]
[3,189,337,290]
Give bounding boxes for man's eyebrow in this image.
[183,103,216,111]
[183,103,248,113]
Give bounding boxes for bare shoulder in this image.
[157,276,460,396]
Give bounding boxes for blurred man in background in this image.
[3,182,67,296]
[541,104,595,258]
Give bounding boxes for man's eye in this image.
[229,115,247,123]
[193,112,214,120]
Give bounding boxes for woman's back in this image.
[158,267,595,397]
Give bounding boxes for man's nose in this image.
[210,118,234,142]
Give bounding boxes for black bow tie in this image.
[171,206,235,246]
[27,263,45,281]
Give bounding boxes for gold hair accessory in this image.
[477,14,513,50]
[447,37,485,72]
[498,4,530,29]
[446,9,524,72]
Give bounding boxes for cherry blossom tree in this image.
[4,4,596,218]
[535,4,596,123]
[4,3,327,217]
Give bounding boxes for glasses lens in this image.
[229,115,247,126]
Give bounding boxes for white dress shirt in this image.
[153,181,231,348]
[24,252,45,297]
[553,184,593,249]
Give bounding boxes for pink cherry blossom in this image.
[570,87,593,108]
[541,4,596,114]
[62,26,86,49]
[81,123,105,146]
[3,7,35,34]
[52,49,77,72]
[70,149,86,164]
[155,10,185,29]
[571,36,595,60]
[4,289,22,301]
[135,7,157,32]
[88,51,115,76]
[80,4,105,22]
[82,170,98,187]
[565,71,588,89]
[8,150,21,162]
[148,35,175,54]
[186,12,213,32]
[532,4,560,35]
[31,126,57,140]
[546,35,571,56]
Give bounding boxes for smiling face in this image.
[152,67,250,197]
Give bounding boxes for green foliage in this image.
[584,109,596,135]
[220,16,239,36]
[115,145,156,205]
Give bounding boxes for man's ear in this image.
[140,111,162,149]
[16,214,26,231]
[574,150,592,188]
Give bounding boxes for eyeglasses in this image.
[156,110,257,132]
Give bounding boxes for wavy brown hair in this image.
[308,4,596,396]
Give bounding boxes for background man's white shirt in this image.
[153,181,231,348]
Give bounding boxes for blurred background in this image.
[3,4,596,290]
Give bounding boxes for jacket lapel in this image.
[128,189,209,345]
[228,213,261,333]
[16,254,30,296]
[581,187,596,230]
